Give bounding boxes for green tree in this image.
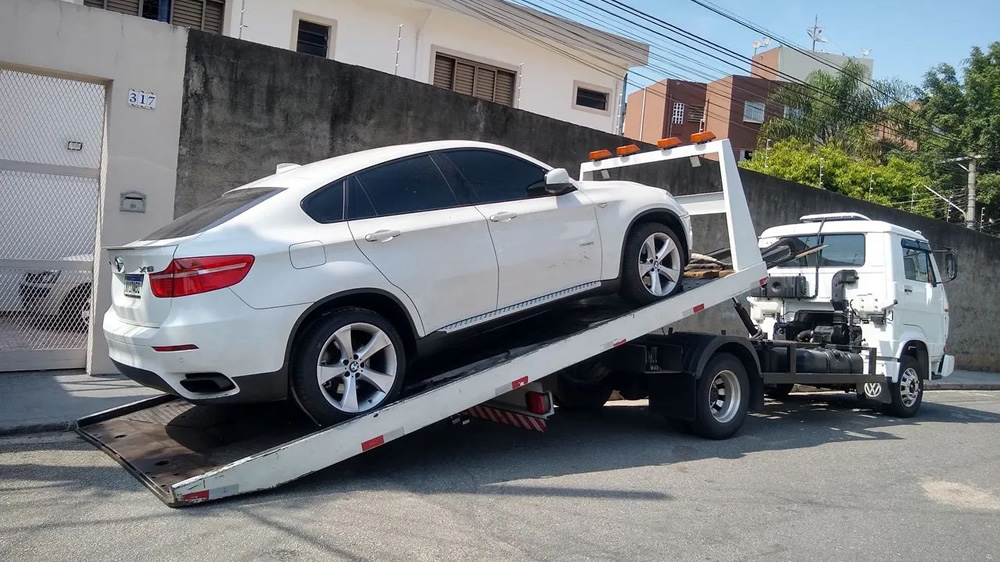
[760,60,913,160]
[741,139,937,217]
[914,42,1000,229]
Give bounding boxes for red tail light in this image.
[525,391,552,415]
[150,255,255,298]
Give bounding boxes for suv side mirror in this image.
[543,168,575,195]
[942,251,958,282]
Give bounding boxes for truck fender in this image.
[893,328,930,381]
[645,332,764,421]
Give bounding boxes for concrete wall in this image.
[0,0,188,374]
[752,46,874,84]
[224,0,628,133]
[176,31,1000,371]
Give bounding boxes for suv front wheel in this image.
[620,222,687,305]
[291,307,407,426]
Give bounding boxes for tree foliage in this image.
[740,139,938,218]
[759,60,912,160]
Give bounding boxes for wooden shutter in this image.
[83,0,105,8]
[433,55,455,90]
[203,1,225,33]
[454,62,476,96]
[494,70,515,106]
[171,0,204,29]
[474,67,496,101]
[105,0,140,15]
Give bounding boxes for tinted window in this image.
[347,176,377,220]
[301,182,344,223]
[775,234,866,268]
[902,241,936,284]
[354,155,459,216]
[144,188,282,240]
[443,150,546,204]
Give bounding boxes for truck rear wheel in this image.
[689,353,750,440]
[883,355,923,418]
[554,363,613,411]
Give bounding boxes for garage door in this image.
[0,68,106,372]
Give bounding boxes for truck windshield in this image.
[774,234,866,268]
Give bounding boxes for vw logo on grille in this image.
[114,257,125,273]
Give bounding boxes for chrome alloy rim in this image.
[899,367,921,408]
[709,369,741,423]
[316,323,398,413]
[638,232,682,296]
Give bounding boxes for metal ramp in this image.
[77,138,769,506]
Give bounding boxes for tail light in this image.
[525,391,552,415]
[150,255,255,298]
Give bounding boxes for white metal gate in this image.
[0,68,106,372]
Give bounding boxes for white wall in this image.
[0,0,188,374]
[229,0,626,132]
[777,47,875,83]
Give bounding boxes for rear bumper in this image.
[933,354,956,380]
[103,290,307,403]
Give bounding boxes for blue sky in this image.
[515,0,998,92]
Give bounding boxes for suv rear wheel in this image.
[291,307,407,426]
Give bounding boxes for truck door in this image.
[898,238,946,357]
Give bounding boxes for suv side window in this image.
[440,149,547,204]
[301,182,345,223]
[352,155,461,217]
[902,239,935,284]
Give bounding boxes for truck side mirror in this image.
[942,251,958,282]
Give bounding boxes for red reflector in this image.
[150,255,255,298]
[693,304,705,313]
[613,338,627,347]
[181,490,210,501]
[525,391,551,415]
[759,277,768,286]
[361,435,385,452]
[511,376,529,389]
[152,344,199,352]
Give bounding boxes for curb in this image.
[0,420,75,438]
[926,383,1000,391]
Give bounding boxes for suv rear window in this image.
[774,234,866,268]
[144,188,282,240]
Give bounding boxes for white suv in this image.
[104,141,692,425]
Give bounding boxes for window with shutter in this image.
[83,0,106,9]
[296,20,331,57]
[171,0,204,29]
[688,105,705,123]
[203,1,225,33]
[432,53,515,106]
[85,0,225,33]
[105,0,141,15]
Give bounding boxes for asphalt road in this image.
[1,391,999,562]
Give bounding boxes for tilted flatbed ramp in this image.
[78,138,768,506]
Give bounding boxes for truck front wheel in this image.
[884,355,923,418]
[689,353,750,440]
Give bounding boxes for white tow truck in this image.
[76,136,956,506]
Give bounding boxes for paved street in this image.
[1,391,999,561]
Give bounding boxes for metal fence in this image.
[0,68,106,371]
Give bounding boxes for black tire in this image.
[620,222,687,305]
[554,363,613,411]
[60,284,92,332]
[290,307,406,427]
[689,353,750,440]
[883,355,923,418]
[765,383,795,399]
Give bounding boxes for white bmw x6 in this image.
[104,141,692,425]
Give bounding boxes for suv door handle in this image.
[489,212,518,223]
[365,229,402,242]
[903,285,914,293]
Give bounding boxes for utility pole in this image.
[910,185,915,212]
[868,172,874,201]
[981,207,986,232]
[764,138,771,172]
[941,155,980,229]
[394,25,403,76]
[818,157,823,188]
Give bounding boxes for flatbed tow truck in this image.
[77,137,944,507]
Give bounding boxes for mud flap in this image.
[857,377,892,404]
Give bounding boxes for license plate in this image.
[124,274,144,298]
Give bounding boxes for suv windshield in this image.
[143,188,283,240]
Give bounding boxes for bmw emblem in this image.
[114,257,125,273]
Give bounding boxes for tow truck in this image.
[76,135,956,506]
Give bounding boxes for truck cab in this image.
[748,213,957,404]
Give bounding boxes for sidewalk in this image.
[0,370,160,436]
[0,368,998,436]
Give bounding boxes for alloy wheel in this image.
[316,322,398,414]
[638,232,682,296]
